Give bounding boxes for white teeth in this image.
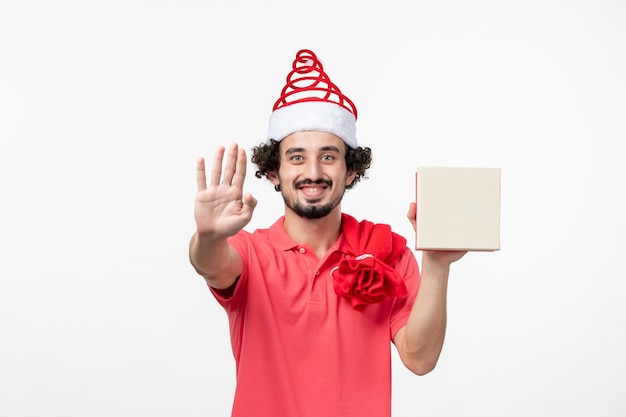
[301,187,323,195]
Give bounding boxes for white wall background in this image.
[1,0,624,416]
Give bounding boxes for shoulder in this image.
[227,227,270,252]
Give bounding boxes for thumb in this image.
[243,192,258,212]
[406,202,416,221]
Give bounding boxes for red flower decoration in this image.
[332,254,407,311]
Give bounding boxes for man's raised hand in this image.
[194,143,257,238]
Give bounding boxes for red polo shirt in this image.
[210,214,420,417]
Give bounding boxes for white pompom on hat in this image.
[267,49,358,148]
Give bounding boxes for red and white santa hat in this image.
[267,49,358,148]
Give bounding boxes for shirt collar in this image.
[267,216,299,251]
[267,214,356,255]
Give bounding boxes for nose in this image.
[304,159,323,180]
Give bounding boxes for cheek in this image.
[274,166,299,186]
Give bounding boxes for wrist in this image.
[195,228,230,243]
[420,252,452,279]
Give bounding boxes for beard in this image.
[282,179,345,219]
[291,200,337,219]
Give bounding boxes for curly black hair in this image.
[251,139,372,189]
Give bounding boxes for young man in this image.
[189,49,466,417]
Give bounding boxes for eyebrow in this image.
[284,146,342,155]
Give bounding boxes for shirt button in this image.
[299,247,306,254]
[315,270,320,276]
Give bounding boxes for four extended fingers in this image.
[200,143,247,191]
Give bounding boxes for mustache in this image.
[294,179,332,188]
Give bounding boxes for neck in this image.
[283,206,343,260]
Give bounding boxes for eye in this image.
[289,154,304,162]
[321,154,335,161]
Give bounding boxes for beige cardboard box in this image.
[415,167,501,251]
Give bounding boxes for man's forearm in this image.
[189,232,239,289]
[401,254,450,375]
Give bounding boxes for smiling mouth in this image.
[295,180,331,198]
[299,185,327,199]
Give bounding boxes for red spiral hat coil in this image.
[272,49,358,120]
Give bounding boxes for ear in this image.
[267,170,280,186]
[345,170,357,186]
